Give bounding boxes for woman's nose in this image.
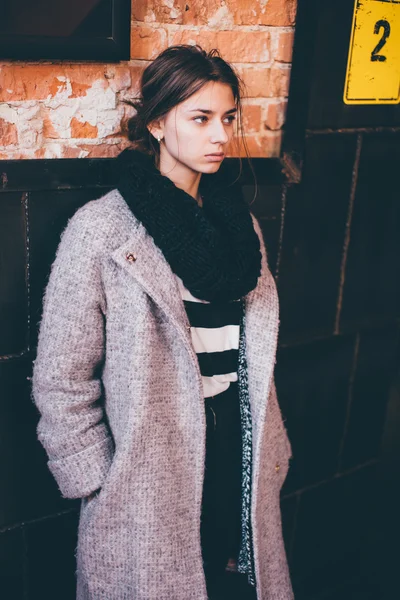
[210,121,229,144]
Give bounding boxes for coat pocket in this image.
[81,488,101,522]
[85,488,101,506]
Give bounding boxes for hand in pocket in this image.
[86,489,100,504]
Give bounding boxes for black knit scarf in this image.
[116,148,262,303]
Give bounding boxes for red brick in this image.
[269,67,291,97]
[104,66,134,94]
[171,30,271,63]
[0,118,18,146]
[0,65,55,101]
[241,104,262,134]
[131,26,168,60]
[77,141,128,158]
[70,81,91,98]
[70,118,98,139]
[226,0,297,26]
[134,0,297,27]
[0,65,108,101]
[276,30,294,63]
[49,77,68,97]
[43,115,59,139]
[133,0,231,26]
[34,148,47,158]
[132,0,149,22]
[121,66,146,99]
[240,68,270,98]
[181,0,223,26]
[62,146,84,159]
[68,67,108,96]
[227,131,282,157]
[240,67,291,98]
[133,0,183,23]
[264,100,287,130]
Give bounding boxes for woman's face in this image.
[156,81,237,177]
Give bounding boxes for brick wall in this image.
[0,0,296,160]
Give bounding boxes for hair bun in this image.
[123,97,147,144]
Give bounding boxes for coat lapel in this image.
[109,195,194,361]
[244,256,280,459]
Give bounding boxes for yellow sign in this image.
[344,0,400,104]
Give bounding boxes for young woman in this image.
[32,45,293,600]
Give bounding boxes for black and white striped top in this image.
[176,276,242,399]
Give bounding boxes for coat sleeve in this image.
[32,206,114,499]
[270,378,293,459]
[251,213,293,459]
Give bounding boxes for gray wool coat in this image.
[32,189,294,600]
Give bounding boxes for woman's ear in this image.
[147,120,164,142]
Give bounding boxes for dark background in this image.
[0,0,109,37]
[1,0,400,598]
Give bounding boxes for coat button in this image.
[126,252,137,263]
[275,463,280,473]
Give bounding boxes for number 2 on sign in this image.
[344,0,400,104]
[371,19,390,62]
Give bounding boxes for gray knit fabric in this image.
[32,189,294,600]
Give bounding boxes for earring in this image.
[157,135,162,143]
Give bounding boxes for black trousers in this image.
[206,571,258,600]
[200,382,256,599]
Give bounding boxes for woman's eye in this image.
[193,115,236,124]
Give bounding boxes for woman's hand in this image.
[86,489,100,504]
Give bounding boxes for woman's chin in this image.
[200,161,223,173]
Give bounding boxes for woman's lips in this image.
[205,153,225,162]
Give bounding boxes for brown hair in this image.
[124,44,249,161]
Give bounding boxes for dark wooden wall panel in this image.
[276,335,355,493]
[291,464,380,600]
[25,511,79,600]
[29,188,110,349]
[0,528,25,600]
[0,193,28,357]
[341,326,400,470]
[340,132,400,330]
[0,357,74,529]
[245,183,284,277]
[278,134,357,344]
[280,0,400,597]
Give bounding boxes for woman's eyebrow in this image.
[187,107,237,114]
